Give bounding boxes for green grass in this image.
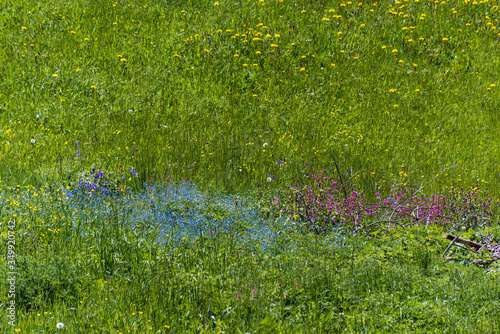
[1,0,500,198]
[2,0,500,332]
[1,183,500,333]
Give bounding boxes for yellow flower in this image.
[301,10,306,13]
[214,2,219,5]
[491,84,496,88]
[275,34,280,38]
[52,73,58,77]
[360,23,365,28]
[21,27,27,30]
[271,44,278,48]
[204,49,210,53]
[331,63,335,67]
[392,49,398,53]
[399,60,403,63]
[382,45,386,49]
[322,18,330,21]
[265,34,272,38]
[442,38,448,41]
[299,68,306,72]
[217,30,222,33]
[394,105,399,108]
[120,58,127,62]
[70,31,76,34]
[91,86,96,89]
[253,37,261,41]
[337,31,342,35]
[256,51,261,55]
[243,64,248,67]
[234,54,239,57]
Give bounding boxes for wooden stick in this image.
[441,234,460,258]
[442,233,483,250]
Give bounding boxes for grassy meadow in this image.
[1,0,500,332]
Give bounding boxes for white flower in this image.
[57,322,64,329]
[263,143,268,147]
[31,138,35,144]
[267,177,272,182]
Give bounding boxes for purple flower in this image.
[76,142,80,146]
[278,161,283,165]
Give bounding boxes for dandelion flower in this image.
[267,177,272,182]
[57,323,64,329]
[263,143,268,147]
[52,73,58,77]
[31,138,35,144]
[120,58,127,62]
[299,68,306,72]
